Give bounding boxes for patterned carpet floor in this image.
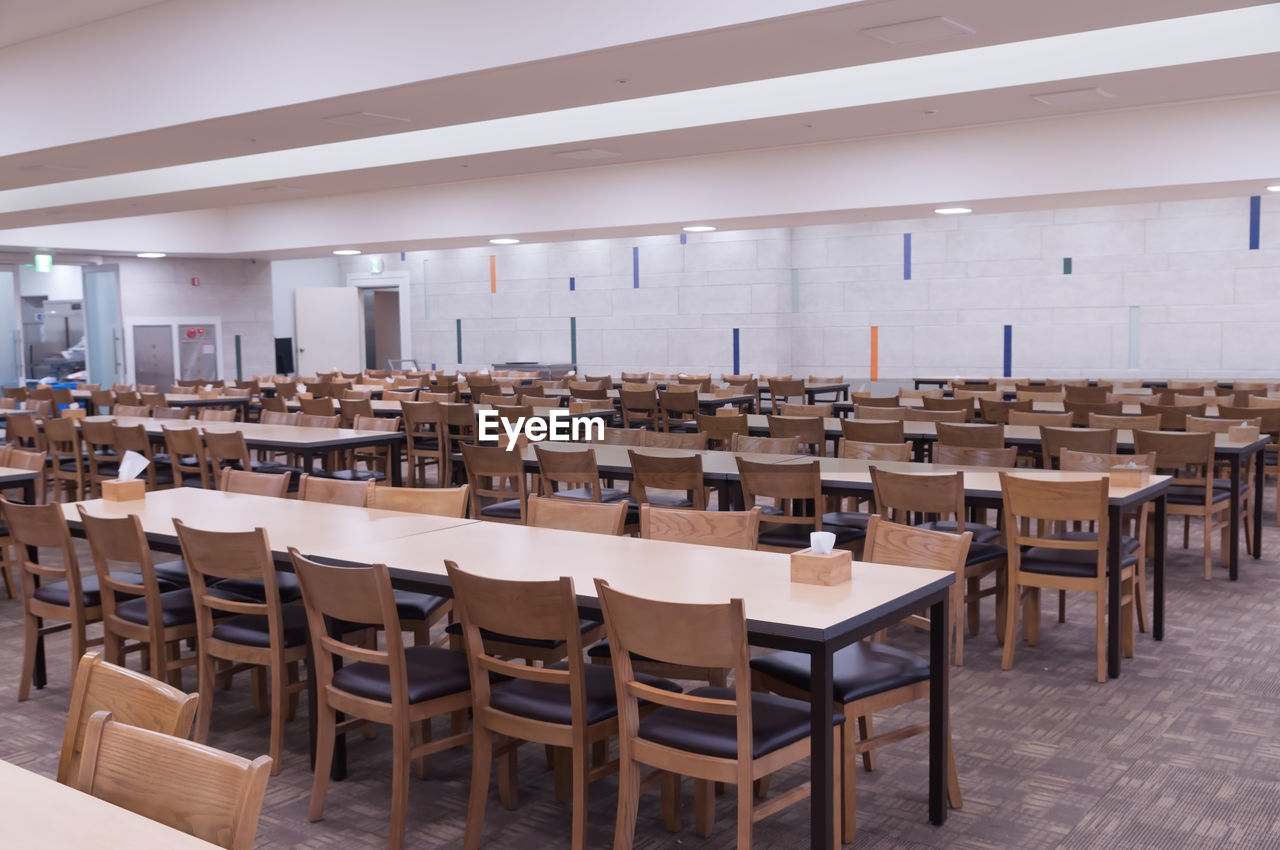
[2,496,1279,848]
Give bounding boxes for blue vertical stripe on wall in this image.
[455,319,462,364]
[570,317,577,366]
[632,247,640,288]
[903,233,912,280]
[399,251,406,261]
[1002,325,1012,377]
[1249,196,1261,250]
[732,328,740,375]
[431,362,437,370]
[680,233,687,245]
[569,276,575,291]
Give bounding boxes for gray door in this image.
[133,325,175,390]
[178,324,218,380]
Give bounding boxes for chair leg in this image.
[463,729,493,850]
[842,717,858,844]
[946,727,962,809]
[857,716,876,771]
[570,745,589,850]
[661,773,681,833]
[1094,591,1106,684]
[694,779,714,837]
[735,774,754,848]
[1001,585,1018,671]
[268,663,287,775]
[194,653,215,743]
[965,577,980,636]
[614,750,642,850]
[1203,514,1213,580]
[390,722,410,850]
[1057,590,1067,624]
[308,706,335,821]
[498,744,519,810]
[18,610,37,701]
[1024,588,1041,646]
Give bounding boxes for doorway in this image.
[363,289,401,370]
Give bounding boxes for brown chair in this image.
[658,389,700,432]
[931,444,1018,468]
[198,408,239,423]
[899,388,944,401]
[628,450,706,510]
[977,398,1031,425]
[1062,385,1110,404]
[778,402,834,418]
[370,484,470,517]
[1223,403,1280,525]
[736,457,862,553]
[526,494,628,535]
[204,428,285,481]
[567,382,609,400]
[1,498,103,699]
[870,467,1005,664]
[78,507,198,687]
[1063,400,1122,427]
[921,396,975,422]
[1007,410,1072,428]
[401,401,448,487]
[113,423,173,490]
[903,408,967,424]
[1087,412,1161,432]
[297,472,374,507]
[0,448,46,597]
[598,579,838,848]
[694,412,748,450]
[291,552,471,850]
[840,418,905,445]
[299,395,336,416]
[449,565,679,850]
[750,516,964,842]
[58,651,198,785]
[330,414,401,483]
[534,445,627,503]
[1139,402,1205,430]
[838,440,912,462]
[935,422,1003,448]
[619,386,660,430]
[595,426,644,448]
[1039,426,1119,469]
[79,417,121,498]
[44,416,87,502]
[154,406,192,420]
[768,415,827,456]
[729,433,801,455]
[638,504,761,550]
[163,426,213,488]
[337,397,374,428]
[1132,430,1232,580]
[460,442,528,524]
[765,377,805,413]
[174,521,308,775]
[219,467,290,498]
[850,395,901,409]
[75,709,271,850]
[999,473,1136,683]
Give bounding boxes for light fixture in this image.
[1267,185,1280,192]
[332,249,361,256]
[489,238,519,245]
[682,225,717,233]
[136,252,166,258]
[934,207,972,215]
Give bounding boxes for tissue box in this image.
[568,401,591,414]
[197,388,221,399]
[1228,425,1261,443]
[790,548,852,586]
[715,406,739,417]
[714,387,735,398]
[102,478,146,501]
[60,407,86,420]
[1109,464,1150,488]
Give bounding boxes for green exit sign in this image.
[33,253,52,272]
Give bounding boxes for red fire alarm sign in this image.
[191,277,200,286]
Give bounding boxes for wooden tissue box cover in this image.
[102,479,146,501]
[1228,425,1261,442]
[714,406,739,417]
[60,407,87,420]
[790,548,852,586]
[1109,465,1150,487]
[714,387,735,398]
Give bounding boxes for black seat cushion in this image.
[444,618,602,650]
[332,645,470,704]
[1019,532,1140,578]
[153,560,191,588]
[479,499,523,520]
[393,590,449,622]
[758,522,863,550]
[33,571,145,607]
[208,571,302,604]
[328,469,386,483]
[551,486,628,503]
[1167,484,1232,505]
[919,520,1004,544]
[965,541,1007,567]
[210,604,310,648]
[490,662,679,726]
[751,642,930,705]
[638,686,841,760]
[114,588,197,627]
[820,510,871,529]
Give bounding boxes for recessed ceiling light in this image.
[934,207,971,215]
[489,238,520,245]
[333,249,361,256]
[682,225,716,233]
[1267,185,1280,192]
[136,252,166,258]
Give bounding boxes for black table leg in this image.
[929,594,949,825]
[1228,454,1240,580]
[1252,447,1263,560]
[387,441,403,486]
[1107,504,1122,678]
[1153,495,1166,642]
[808,642,835,850]
[28,542,46,690]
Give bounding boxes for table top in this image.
[102,415,400,448]
[0,758,215,848]
[64,488,474,554]
[520,442,799,477]
[0,464,40,485]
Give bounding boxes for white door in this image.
[295,287,362,375]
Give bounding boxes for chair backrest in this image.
[735,456,822,532]
[203,429,252,478]
[162,426,211,488]
[978,398,1031,425]
[5,411,45,450]
[526,494,627,534]
[935,422,1003,448]
[567,383,608,400]
[352,413,400,434]
[460,442,527,522]
[299,396,336,416]
[1186,415,1259,434]
[1220,404,1280,436]
[154,406,191,420]
[767,414,826,455]
[1015,389,1066,402]
[198,408,238,423]
[766,377,805,405]
[1063,385,1110,404]
[297,473,374,506]
[44,415,83,470]
[534,445,609,501]
[777,402,833,418]
[854,404,908,421]
[640,430,709,450]
[628,450,706,509]
[921,396,974,421]
[861,515,970,576]
[1139,402,1204,430]
[1000,473,1109,569]
[3,446,46,502]
[77,504,173,639]
[871,466,965,525]
[838,439,913,461]
[299,413,340,429]
[76,710,271,850]
[903,407,968,424]
[693,412,748,450]
[1132,429,1215,484]
[898,388,943,400]
[1,497,83,608]
[58,651,199,784]
[850,395,901,409]
[219,467,290,497]
[729,433,801,455]
[840,418,904,444]
[1062,400,1122,426]
[369,484,470,517]
[639,505,760,550]
[658,389,700,422]
[173,521,286,649]
[597,427,646,446]
[1039,426,1118,468]
[337,397,374,427]
[930,444,1018,467]
[259,409,302,426]
[1088,412,1161,431]
[1007,410,1073,427]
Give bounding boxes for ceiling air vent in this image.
[862,17,975,45]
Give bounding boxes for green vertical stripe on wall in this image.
[570,317,577,367]
[455,318,462,364]
[1063,257,1073,274]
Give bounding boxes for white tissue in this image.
[295,383,305,393]
[810,531,836,555]
[116,450,150,482]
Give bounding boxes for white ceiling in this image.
[1,0,1277,258]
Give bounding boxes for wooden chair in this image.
[1063,400,1122,427]
[898,388,943,401]
[1007,410,1072,428]
[44,416,87,502]
[173,520,308,775]
[203,428,284,482]
[921,396,975,422]
[75,710,271,850]
[935,422,1003,448]
[1039,426,1118,469]
[1132,430,1231,580]
[297,472,374,507]
[729,433,801,455]
[1088,412,1162,431]
[460,442,528,524]
[337,397,374,428]
[750,515,964,842]
[291,552,471,850]
[768,415,827,456]
[838,440,912,461]
[1063,385,1110,404]
[931,444,1018,468]
[331,414,401,483]
[628,451,706,510]
[219,467,291,498]
[694,412,748,450]
[735,457,862,553]
[638,504,760,549]
[850,395,901,409]
[1138,402,1204,430]
[903,408,967,424]
[869,468,1004,665]
[449,565,679,850]
[2,498,104,699]
[534,445,627,503]
[1015,389,1065,403]
[163,426,213,488]
[401,400,448,487]
[778,402,834,418]
[198,408,239,423]
[658,389,700,432]
[0,448,45,598]
[113,423,174,490]
[765,377,805,413]
[154,406,192,420]
[526,495,628,535]
[80,418,121,498]
[1223,403,1280,525]
[640,430,708,450]
[998,473,1136,683]
[78,506,199,690]
[619,386,660,429]
[840,418,904,444]
[370,484,470,517]
[598,579,838,848]
[978,398,1031,425]
[58,651,198,785]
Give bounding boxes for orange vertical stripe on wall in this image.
[870,325,879,382]
[489,255,497,293]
